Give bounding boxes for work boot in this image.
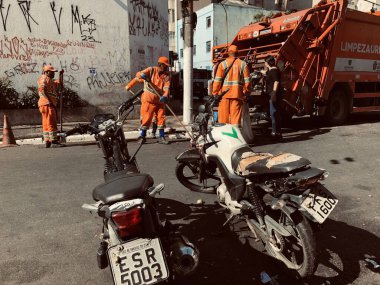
[270,132,283,140]
[50,141,66,148]
[158,137,170,145]
[45,141,51,148]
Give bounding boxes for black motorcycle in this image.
[78,90,199,284]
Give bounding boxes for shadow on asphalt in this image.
[252,112,380,146]
[157,198,380,285]
[250,112,380,147]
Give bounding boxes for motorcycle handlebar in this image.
[117,89,143,120]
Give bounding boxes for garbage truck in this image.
[212,0,380,125]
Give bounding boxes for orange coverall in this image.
[126,66,170,130]
[212,57,251,124]
[37,75,61,142]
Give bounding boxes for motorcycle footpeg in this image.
[97,241,109,269]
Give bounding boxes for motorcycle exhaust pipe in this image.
[169,235,199,276]
[97,241,108,269]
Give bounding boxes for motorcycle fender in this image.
[175,148,201,162]
[265,204,299,238]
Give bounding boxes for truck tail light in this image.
[112,207,143,239]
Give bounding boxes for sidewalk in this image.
[1,116,190,145]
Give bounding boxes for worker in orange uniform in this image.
[37,65,65,148]
[126,56,171,144]
[212,45,251,125]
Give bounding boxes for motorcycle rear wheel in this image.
[175,162,220,193]
[264,209,317,278]
[227,209,316,278]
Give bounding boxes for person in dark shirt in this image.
[264,55,283,139]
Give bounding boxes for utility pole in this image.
[181,0,193,124]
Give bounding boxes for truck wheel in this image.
[325,90,349,125]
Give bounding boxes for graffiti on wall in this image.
[87,71,131,90]
[0,1,100,43]
[0,35,96,61]
[50,1,63,34]
[0,0,10,31]
[71,5,101,43]
[0,0,167,102]
[4,62,39,78]
[18,0,39,32]
[128,0,168,46]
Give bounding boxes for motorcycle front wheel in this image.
[175,162,220,193]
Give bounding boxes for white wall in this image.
[128,0,169,75]
[0,0,168,107]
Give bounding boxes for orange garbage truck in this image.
[212,0,380,125]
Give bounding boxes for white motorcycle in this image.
[175,95,338,278]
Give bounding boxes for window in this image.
[206,41,211,53]
[206,16,211,28]
[180,49,183,58]
[180,28,183,38]
[193,45,196,55]
[169,31,175,40]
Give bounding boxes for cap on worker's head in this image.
[43,65,58,72]
[228,45,238,54]
[265,55,276,65]
[158,56,171,67]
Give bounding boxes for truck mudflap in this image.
[175,148,201,162]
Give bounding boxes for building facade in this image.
[176,2,271,70]
[0,0,168,106]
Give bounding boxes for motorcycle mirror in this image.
[198,105,206,113]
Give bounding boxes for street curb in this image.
[14,128,190,145]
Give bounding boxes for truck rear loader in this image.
[212,0,380,125]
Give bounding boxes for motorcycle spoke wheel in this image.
[175,162,220,193]
[268,210,317,278]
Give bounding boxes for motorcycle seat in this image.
[232,149,310,177]
[92,173,154,204]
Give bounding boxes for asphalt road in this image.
[0,114,379,285]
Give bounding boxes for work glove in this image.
[140,73,148,81]
[214,94,222,103]
[159,96,167,103]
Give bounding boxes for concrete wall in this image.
[0,0,168,108]
[128,0,169,75]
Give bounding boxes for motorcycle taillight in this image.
[112,207,143,239]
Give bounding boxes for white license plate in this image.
[108,238,169,285]
[301,185,338,223]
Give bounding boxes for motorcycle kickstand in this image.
[223,213,236,228]
[210,213,237,236]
